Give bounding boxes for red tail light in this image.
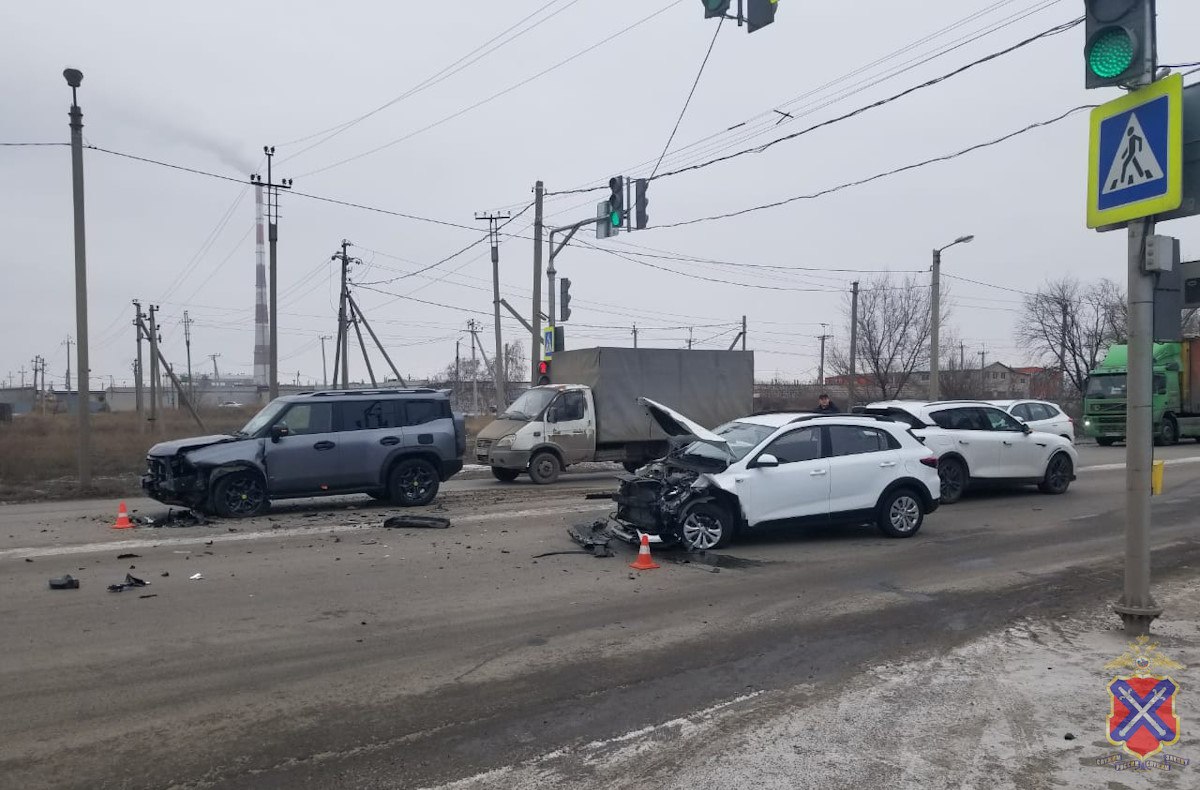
[920,456,939,468]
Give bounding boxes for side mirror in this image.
[1022,423,1032,435]
[754,453,780,468]
[269,424,290,442]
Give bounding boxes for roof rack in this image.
[788,413,896,424]
[303,388,442,398]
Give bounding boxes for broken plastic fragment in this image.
[48,575,80,590]
[189,573,204,581]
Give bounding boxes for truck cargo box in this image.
[548,347,753,444]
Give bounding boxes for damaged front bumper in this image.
[609,470,711,547]
[141,456,208,509]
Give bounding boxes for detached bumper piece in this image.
[567,520,616,557]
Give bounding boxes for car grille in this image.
[474,439,492,458]
[1088,402,1125,414]
[616,477,663,530]
[146,458,169,482]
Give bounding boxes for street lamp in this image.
[64,67,91,489]
[930,234,974,400]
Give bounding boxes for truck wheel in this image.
[1157,416,1179,447]
[528,451,561,485]
[211,471,268,519]
[389,459,440,507]
[876,487,924,538]
[679,502,734,550]
[491,467,520,482]
[937,457,969,504]
[1096,437,1116,447]
[1038,452,1074,494]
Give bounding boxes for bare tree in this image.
[1016,276,1124,395]
[829,273,944,401]
[937,334,982,400]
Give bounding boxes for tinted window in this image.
[1027,403,1052,421]
[553,391,587,422]
[403,400,443,426]
[278,403,332,436]
[983,408,1023,431]
[1011,404,1032,421]
[336,401,395,431]
[930,408,987,431]
[762,427,822,464]
[1039,403,1060,417]
[829,426,892,456]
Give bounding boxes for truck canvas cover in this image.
[549,347,753,443]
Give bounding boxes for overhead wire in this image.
[649,14,724,179]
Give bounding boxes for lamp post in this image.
[930,234,974,400]
[64,67,91,489]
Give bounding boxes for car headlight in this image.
[1083,419,1091,427]
[495,435,515,449]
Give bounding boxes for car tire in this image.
[937,457,969,504]
[491,467,520,483]
[388,458,440,507]
[211,470,268,519]
[1156,416,1179,447]
[679,502,734,550]
[528,451,561,485]
[1096,437,1117,447]
[876,487,924,538]
[1038,452,1074,494]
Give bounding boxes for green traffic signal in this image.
[609,210,621,228]
[1087,27,1135,79]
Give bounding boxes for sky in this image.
[3,0,1199,389]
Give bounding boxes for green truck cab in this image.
[1082,341,1200,446]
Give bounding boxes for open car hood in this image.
[638,397,730,457]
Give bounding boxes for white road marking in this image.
[1081,456,1200,473]
[0,504,611,561]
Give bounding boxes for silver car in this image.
[142,389,465,517]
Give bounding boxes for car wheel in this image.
[211,471,268,519]
[679,502,733,550]
[528,451,561,485]
[937,457,969,504]
[389,458,440,507]
[491,467,520,482]
[1096,437,1117,447]
[876,488,924,538]
[1038,452,1074,494]
[1157,416,1179,447]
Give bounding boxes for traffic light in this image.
[746,0,778,33]
[608,176,624,228]
[1084,0,1155,89]
[537,360,550,386]
[560,277,572,322]
[702,0,730,19]
[634,179,649,230]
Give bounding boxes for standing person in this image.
[816,393,840,413]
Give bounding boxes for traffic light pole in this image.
[547,214,605,332]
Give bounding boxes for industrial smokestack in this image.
[253,184,269,387]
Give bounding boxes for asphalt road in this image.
[2,443,1199,789]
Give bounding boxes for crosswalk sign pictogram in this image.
[1088,75,1183,229]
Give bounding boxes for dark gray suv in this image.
[142,389,465,517]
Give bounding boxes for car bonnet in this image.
[637,397,731,458]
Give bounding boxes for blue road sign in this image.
[1088,75,1183,228]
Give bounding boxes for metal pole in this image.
[183,310,193,405]
[133,301,144,430]
[470,320,480,413]
[1115,219,1162,635]
[848,281,859,407]
[477,212,510,410]
[147,309,160,432]
[930,248,941,400]
[632,324,638,348]
[320,335,330,388]
[347,293,406,386]
[531,181,544,385]
[818,329,828,386]
[742,315,747,351]
[64,69,91,487]
[349,301,376,387]
[338,240,351,388]
[267,150,279,402]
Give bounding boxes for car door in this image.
[334,399,402,489]
[735,426,829,527]
[826,424,901,514]
[544,390,593,464]
[261,402,339,495]
[983,406,1043,476]
[928,407,1003,478]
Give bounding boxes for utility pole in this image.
[62,336,74,391]
[959,341,965,370]
[250,147,292,402]
[978,349,987,397]
[817,324,832,385]
[455,338,461,411]
[930,235,974,400]
[208,353,221,380]
[742,315,747,351]
[133,301,145,429]
[182,310,194,404]
[632,324,639,348]
[477,210,510,410]
[687,328,694,350]
[63,67,91,487]
[848,281,859,407]
[467,319,480,413]
[531,181,544,385]
[148,305,161,431]
[319,335,331,388]
[18,366,26,388]
[331,240,358,388]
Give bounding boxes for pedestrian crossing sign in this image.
[1088,74,1183,229]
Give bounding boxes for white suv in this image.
[988,399,1075,442]
[863,401,1078,504]
[610,399,942,551]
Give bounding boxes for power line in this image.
[943,273,1036,296]
[650,15,724,179]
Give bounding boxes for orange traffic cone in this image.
[629,533,660,570]
[112,502,134,530]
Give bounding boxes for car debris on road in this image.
[107,573,149,593]
[48,575,80,590]
[383,515,451,530]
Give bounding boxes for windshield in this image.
[1086,374,1166,398]
[499,388,558,421]
[678,420,774,463]
[239,401,288,436]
